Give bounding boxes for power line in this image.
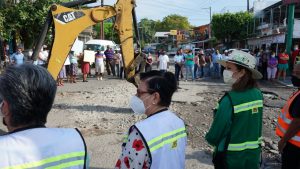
[142,0,208,15]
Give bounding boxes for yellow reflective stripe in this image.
[234,100,263,114]
[234,100,262,110]
[228,137,262,151]
[149,133,187,152]
[4,151,85,169]
[147,127,186,146]
[45,160,84,169]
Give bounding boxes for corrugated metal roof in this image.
[154,32,170,37]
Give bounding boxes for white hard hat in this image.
[217,50,262,79]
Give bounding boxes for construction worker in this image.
[115,71,187,169]
[0,64,88,168]
[206,50,263,169]
[276,63,300,169]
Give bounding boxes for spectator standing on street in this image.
[69,51,78,83]
[119,51,124,79]
[10,47,24,65]
[185,49,195,81]
[104,45,116,76]
[57,65,66,86]
[267,51,278,81]
[206,50,263,169]
[115,71,187,169]
[221,50,229,77]
[3,43,10,67]
[255,49,262,72]
[291,45,300,67]
[79,53,89,82]
[174,49,185,83]
[95,50,105,81]
[212,50,222,78]
[37,46,48,67]
[180,48,185,79]
[198,50,206,78]
[0,64,88,168]
[204,50,212,77]
[114,50,121,77]
[292,45,300,68]
[145,52,153,72]
[278,49,290,81]
[276,64,300,169]
[261,49,269,80]
[65,54,71,83]
[194,52,200,79]
[157,51,169,73]
[295,50,300,65]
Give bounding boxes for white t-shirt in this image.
[38,51,48,65]
[96,57,104,64]
[159,54,169,70]
[95,52,105,64]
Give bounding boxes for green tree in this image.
[157,14,191,31]
[1,0,63,49]
[138,18,158,44]
[211,12,253,47]
[93,20,120,44]
[0,12,4,38]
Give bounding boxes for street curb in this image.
[274,80,296,89]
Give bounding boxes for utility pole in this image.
[201,6,212,48]
[138,27,143,47]
[209,6,212,39]
[247,0,250,12]
[286,4,295,55]
[100,0,104,40]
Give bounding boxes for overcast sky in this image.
[89,0,280,26]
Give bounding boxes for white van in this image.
[84,39,116,51]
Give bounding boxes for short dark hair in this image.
[232,65,258,91]
[0,64,57,127]
[140,71,177,107]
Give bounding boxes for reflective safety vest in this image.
[276,90,300,147]
[226,89,263,152]
[0,128,87,169]
[135,110,187,169]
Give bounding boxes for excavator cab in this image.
[32,0,143,86]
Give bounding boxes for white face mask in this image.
[271,55,275,58]
[129,95,151,114]
[223,70,237,85]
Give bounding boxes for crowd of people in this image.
[0,51,299,168]
[2,43,300,168]
[254,48,291,82]
[56,45,124,86]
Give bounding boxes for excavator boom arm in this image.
[34,0,138,85]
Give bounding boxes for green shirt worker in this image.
[206,50,264,169]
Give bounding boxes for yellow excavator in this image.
[32,0,144,86]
